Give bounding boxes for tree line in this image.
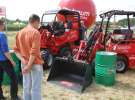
[96,18,135,28]
[0,17,27,31]
[1,17,135,31]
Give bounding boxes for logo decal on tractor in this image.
[60,7,91,20]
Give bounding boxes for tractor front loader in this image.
[47,26,104,92]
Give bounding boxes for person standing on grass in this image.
[14,14,43,100]
[0,19,20,100]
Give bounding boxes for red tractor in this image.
[70,10,135,73]
[102,10,135,73]
[39,0,96,68]
[39,9,84,67]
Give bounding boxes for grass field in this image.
[3,31,135,100]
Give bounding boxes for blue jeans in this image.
[21,64,43,100]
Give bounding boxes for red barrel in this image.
[58,0,96,28]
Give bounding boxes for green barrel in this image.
[2,51,21,85]
[95,51,117,86]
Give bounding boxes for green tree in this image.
[118,18,135,27]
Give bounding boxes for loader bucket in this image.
[47,57,93,92]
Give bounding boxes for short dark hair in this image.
[0,19,4,25]
[29,14,40,23]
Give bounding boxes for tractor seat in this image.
[52,21,65,36]
[113,29,133,39]
[113,29,121,34]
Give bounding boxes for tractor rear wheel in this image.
[116,56,128,73]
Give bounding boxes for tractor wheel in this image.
[41,49,54,69]
[60,47,72,58]
[116,56,128,73]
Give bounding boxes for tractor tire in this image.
[116,56,128,73]
[41,49,54,69]
[60,47,72,58]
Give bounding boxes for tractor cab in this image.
[99,10,135,73]
[99,10,135,43]
[40,9,81,36]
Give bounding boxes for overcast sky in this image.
[0,0,135,20]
